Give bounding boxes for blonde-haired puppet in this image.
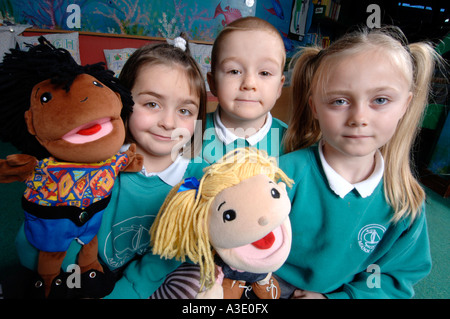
[150,148,293,299]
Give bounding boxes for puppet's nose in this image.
[258,216,269,226]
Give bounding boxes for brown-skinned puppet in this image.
[150,148,293,299]
[0,37,143,298]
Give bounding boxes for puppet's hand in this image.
[195,266,225,299]
[0,154,37,183]
[123,143,144,172]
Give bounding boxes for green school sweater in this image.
[15,157,209,299]
[201,111,287,164]
[276,146,432,299]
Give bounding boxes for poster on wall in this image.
[288,0,310,41]
[0,0,257,42]
[255,0,313,58]
[255,0,295,56]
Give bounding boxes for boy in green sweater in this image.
[202,17,287,164]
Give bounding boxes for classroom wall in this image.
[21,30,160,65]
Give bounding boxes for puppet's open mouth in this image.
[216,220,291,274]
[234,223,288,259]
[77,124,102,135]
[251,231,275,249]
[62,117,113,144]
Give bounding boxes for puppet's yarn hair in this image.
[150,148,293,290]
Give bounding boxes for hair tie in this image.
[167,36,187,52]
[177,176,200,194]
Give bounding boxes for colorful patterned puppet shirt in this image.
[24,153,129,207]
[21,153,130,252]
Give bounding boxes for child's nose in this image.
[347,104,368,127]
[158,110,176,129]
[241,73,256,91]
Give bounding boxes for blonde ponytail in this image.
[382,42,440,223]
[283,47,323,153]
[285,26,443,223]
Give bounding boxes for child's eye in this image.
[374,97,389,105]
[145,102,159,109]
[179,108,192,116]
[260,71,271,76]
[332,99,348,106]
[229,69,241,75]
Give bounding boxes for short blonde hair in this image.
[150,148,293,289]
[210,17,286,74]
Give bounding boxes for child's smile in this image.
[129,64,199,169]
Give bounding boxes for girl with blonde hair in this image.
[276,26,443,298]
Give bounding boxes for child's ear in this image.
[276,75,285,99]
[207,72,217,96]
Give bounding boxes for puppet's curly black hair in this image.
[0,36,133,159]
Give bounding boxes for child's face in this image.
[128,63,199,159]
[208,30,285,127]
[309,50,412,161]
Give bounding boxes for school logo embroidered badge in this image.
[358,224,386,253]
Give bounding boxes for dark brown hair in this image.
[119,33,207,158]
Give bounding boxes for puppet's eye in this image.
[223,209,236,223]
[271,188,280,199]
[40,92,52,104]
[93,81,103,88]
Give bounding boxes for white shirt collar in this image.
[120,144,189,187]
[318,140,384,198]
[213,108,273,146]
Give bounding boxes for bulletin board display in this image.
[1,0,317,58]
[0,0,257,42]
